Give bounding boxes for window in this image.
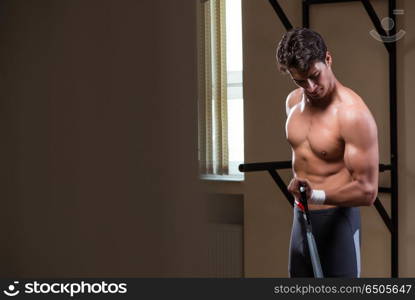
[197,0,244,181]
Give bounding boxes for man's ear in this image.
[325,51,332,67]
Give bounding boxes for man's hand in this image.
[287,177,312,202]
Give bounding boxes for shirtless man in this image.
[276,28,379,277]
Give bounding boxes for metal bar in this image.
[239,161,292,172]
[379,164,392,172]
[374,197,392,233]
[361,0,392,53]
[378,187,392,193]
[241,161,393,231]
[268,0,293,30]
[302,0,310,28]
[388,0,398,279]
[306,0,360,4]
[300,186,324,278]
[240,162,391,173]
[268,169,294,207]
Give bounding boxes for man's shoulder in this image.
[336,87,377,140]
[337,86,366,107]
[285,88,302,114]
[337,87,372,119]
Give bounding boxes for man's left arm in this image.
[323,108,379,206]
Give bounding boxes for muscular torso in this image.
[286,87,364,210]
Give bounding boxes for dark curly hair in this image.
[276,28,327,73]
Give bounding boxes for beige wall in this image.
[243,0,415,277]
[0,0,208,277]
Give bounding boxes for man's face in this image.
[288,58,333,101]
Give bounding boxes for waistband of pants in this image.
[294,200,352,215]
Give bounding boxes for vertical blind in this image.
[198,0,229,175]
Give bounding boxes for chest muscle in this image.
[286,108,344,161]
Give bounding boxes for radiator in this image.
[208,223,243,277]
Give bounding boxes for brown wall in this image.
[0,0,208,277]
[243,0,415,277]
[0,0,413,278]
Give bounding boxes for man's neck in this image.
[305,77,340,109]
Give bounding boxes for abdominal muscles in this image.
[292,147,352,209]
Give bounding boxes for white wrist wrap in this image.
[310,189,326,205]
